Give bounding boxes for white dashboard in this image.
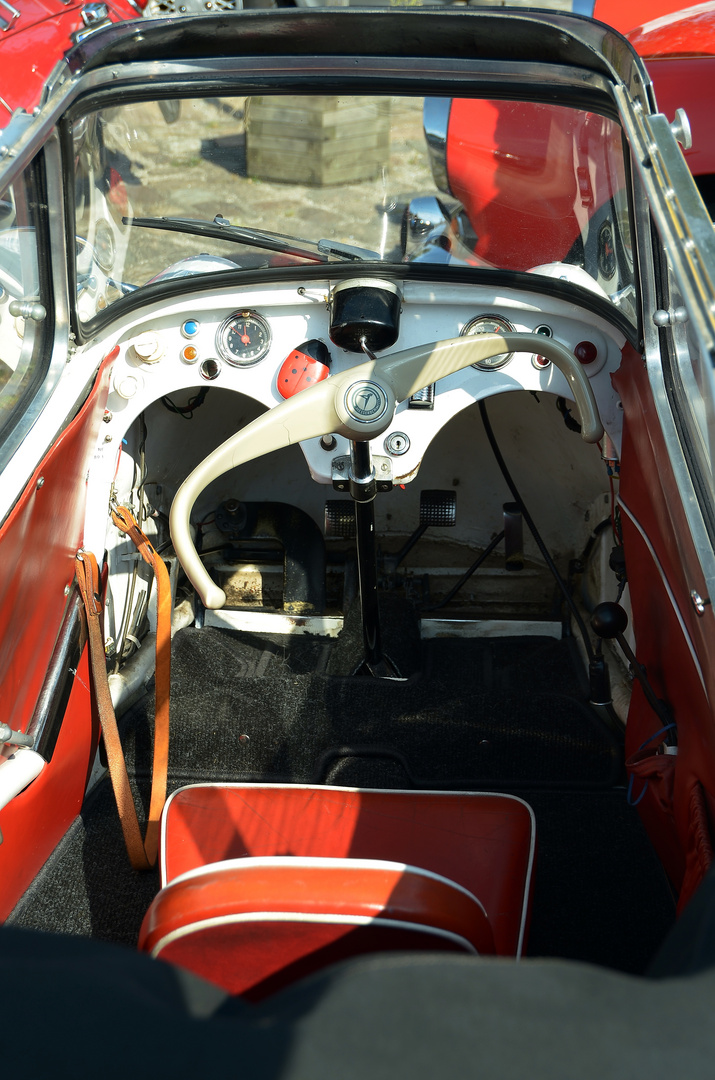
[95,277,627,495]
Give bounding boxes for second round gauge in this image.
[461,314,515,370]
[217,310,271,366]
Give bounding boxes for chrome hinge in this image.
[72,4,111,43]
[81,2,110,23]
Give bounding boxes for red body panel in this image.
[446,100,621,271]
[613,345,715,907]
[627,5,715,177]
[161,784,535,957]
[644,57,715,177]
[0,353,115,918]
[0,645,97,919]
[592,0,699,34]
[626,2,715,55]
[444,6,715,232]
[0,1,141,117]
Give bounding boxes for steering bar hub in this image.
[341,380,391,427]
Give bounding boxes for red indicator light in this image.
[533,354,550,369]
[575,341,598,365]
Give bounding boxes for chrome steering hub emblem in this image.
[344,381,390,425]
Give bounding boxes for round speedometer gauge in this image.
[461,314,515,370]
[216,310,271,367]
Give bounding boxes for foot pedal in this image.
[420,490,457,528]
[503,501,524,571]
[325,500,356,538]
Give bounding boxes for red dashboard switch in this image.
[277,339,331,399]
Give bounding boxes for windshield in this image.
[71,94,635,325]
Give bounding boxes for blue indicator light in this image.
[182,320,200,338]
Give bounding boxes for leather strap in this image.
[111,505,172,862]
[76,508,171,870]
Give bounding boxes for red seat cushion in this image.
[139,857,495,999]
[159,784,535,957]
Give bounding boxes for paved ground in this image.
[98,0,576,288]
[104,95,434,285]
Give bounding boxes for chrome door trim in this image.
[629,167,715,616]
[0,132,71,481]
[617,88,715,364]
[25,591,83,758]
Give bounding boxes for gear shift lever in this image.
[591,602,675,741]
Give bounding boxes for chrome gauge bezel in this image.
[461,314,515,370]
[216,310,272,367]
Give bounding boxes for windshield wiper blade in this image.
[123,215,381,264]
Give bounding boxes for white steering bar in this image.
[170,332,603,609]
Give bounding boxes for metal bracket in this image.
[71,5,112,44]
[331,454,392,493]
[81,1,109,22]
[0,722,33,748]
[691,589,712,616]
[8,300,46,322]
[653,307,688,327]
[670,108,692,151]
[0,0,19,32]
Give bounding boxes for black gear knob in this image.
[591,601,629,639]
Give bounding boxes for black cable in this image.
[421,530,505,613]
[161,387,209,419]
[556,395,582,433]
[113,415,149,673]
[479,399,596,663]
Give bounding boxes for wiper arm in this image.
[316,238,381,261]
[122,215,381,264]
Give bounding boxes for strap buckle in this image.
[75,550,103,615]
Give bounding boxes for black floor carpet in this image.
[7,618,675,973]
[8,779,674,975]
[120,625,621,789]
[9,777,162,944]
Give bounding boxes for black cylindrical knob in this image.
[329,279,401,353]
[591,601,629,639]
